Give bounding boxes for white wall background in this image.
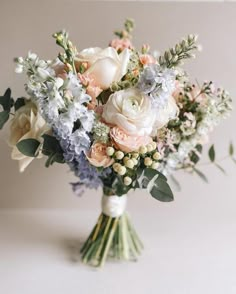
[0,1,235,210]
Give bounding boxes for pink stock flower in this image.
[110,127,153,153]
[110,38,133,52]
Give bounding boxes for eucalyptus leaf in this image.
[214,163,226,175]
[208,145,215,162]
[229,142,234,157]
[0,111,9,129]
[14,97,25,111]
[149,177,174,202]
[193,167,208,183]
[0,88,13,112]
[16,138,41,157]
[169,175,181,192]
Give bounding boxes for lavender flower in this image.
[137,64,176,108]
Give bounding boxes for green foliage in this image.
[16,138,41,157]
[0,111,10,129]
[169,175,181,192]
[208,145,215,162]
[42,134,65,167]
[193,167,208,183]
[0,88,14,112]
[0,88,14,129]
[159,35,199,68]
[14,97,25,111]
[140,168,174,202]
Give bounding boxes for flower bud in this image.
[151,162,159,169]
[117,166,126,176]
[15,64,23,74]
[124,176,132,186]
[115,151,124,160]
[144,157,152,166]
[151,141,157,149]
[139,146,147,154]
[153,152,161,160]
[106,147,115,156]
[132,152,139,159]
[146,144,154,152]
[125,159,134,169]
[112,163,121,172]
[132,158,138,166]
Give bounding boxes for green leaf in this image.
[16,138,41,157]
[193,167,208,183]
[42,134,65,165]
[0,111,10,129]
[112,176,130,196]
[0,88,13,112]
[169,175,181,192]
[208,145,215,162]
[214,163,226,175]
[229,142,234,157]
[14,97,25,111]
[149,177,174,202]
[231,157,236,165]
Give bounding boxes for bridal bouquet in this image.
[0,19,233,267]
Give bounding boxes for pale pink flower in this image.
[110,127,153,153]
[86,142,114,168]
[139,54,157,65]
[109,38,133,52]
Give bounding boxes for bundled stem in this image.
[81,212,143,267]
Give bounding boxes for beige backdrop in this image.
[0,1,235,209]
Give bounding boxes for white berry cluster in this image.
[106,141,163,187]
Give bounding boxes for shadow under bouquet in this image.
[0,19,233,267]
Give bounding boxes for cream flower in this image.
[102,88,156,136]
[153,96,179,132]
[110,127,153,153]
[9,102,50,172]
[76,47,130,90]
[86,142,114,168]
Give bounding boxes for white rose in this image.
[153,96,179,131]
[9,102,50,172]
[102,88,156,136]
[76,47,130,89]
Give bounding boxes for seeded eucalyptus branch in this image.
[159,34,200,68]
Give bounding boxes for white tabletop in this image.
[1,208,236,294]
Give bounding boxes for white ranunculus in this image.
[76,47,130,89]
[153,96,179,132]
[9,102,50,172]
[102,88,156,136]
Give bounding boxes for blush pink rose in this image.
[110,127,153,153]
[139,54,157,65]
[110,38,133,52]
[86,142,114,168]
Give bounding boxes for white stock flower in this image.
[76,47,130,89]
[102,88,156,136]
[9,102,50,172]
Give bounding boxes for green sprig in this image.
[159,34,200,68]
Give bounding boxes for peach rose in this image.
[76,47,130,90]
[110,127,153,153]
[86,142,114,168]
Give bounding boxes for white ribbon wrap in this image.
[101,194,127,218]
